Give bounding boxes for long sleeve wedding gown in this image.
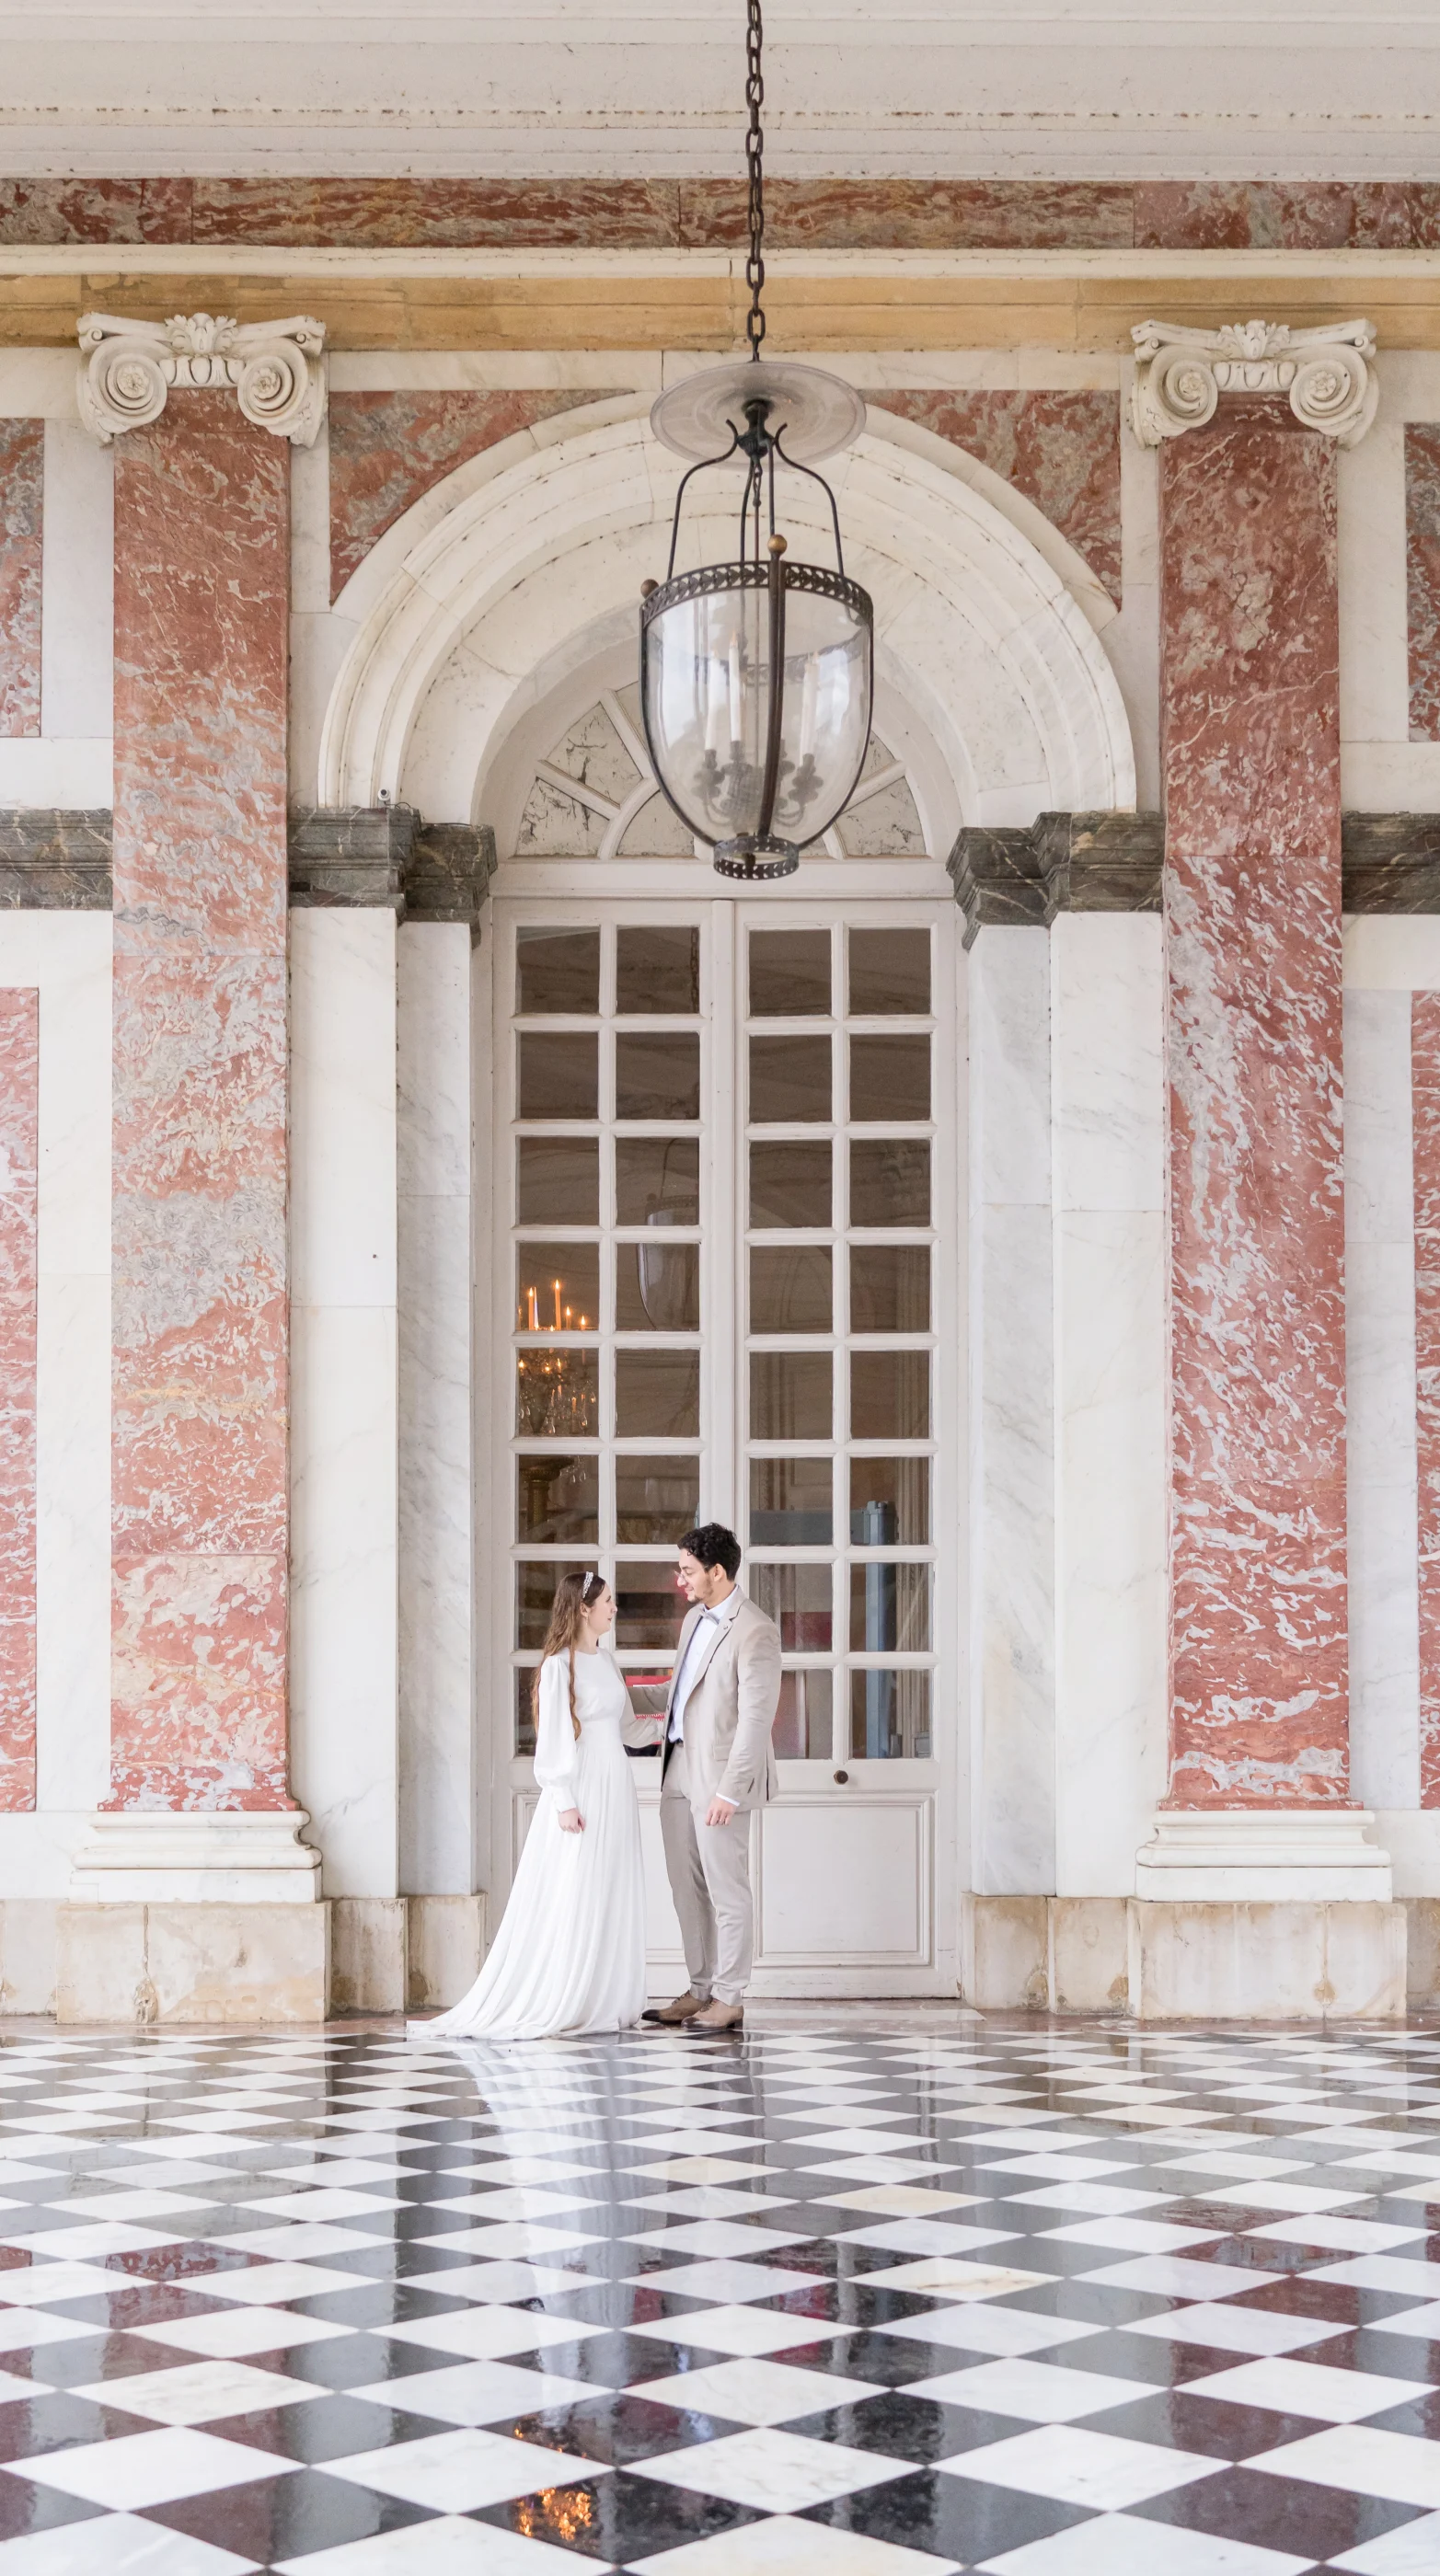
[424,1650,660,2041]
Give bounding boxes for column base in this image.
[1127,1898,1407,2020]
[69,1811,323,1906]
[56,1903,330,2025]
[1135,1808,1393,1903]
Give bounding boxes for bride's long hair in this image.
[535,1570,609,1741]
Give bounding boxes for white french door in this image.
[484,891,961,1994]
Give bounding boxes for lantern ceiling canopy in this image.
[638,2,874,883]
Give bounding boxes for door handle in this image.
[833,1768,849,1785]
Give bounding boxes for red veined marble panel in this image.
[869,389,1121,603]
[1413,992,1440,1807]
[328,390,625,598]
[0,989,38,1812]
[8,176,1440,251]
[1160,406,1348,1807]
[0,418,42,738]
[109,395,292,1813]
[1406,425,1440,744]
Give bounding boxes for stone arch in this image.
[317,394,1135,843]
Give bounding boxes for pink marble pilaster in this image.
[1160,407,1349,1806]
[0,418,43,738]
[0,990,38,1811]
[110,396,292,1813]
[1412,993,1440,1806]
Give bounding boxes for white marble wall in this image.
[0,913,111,1896]
[967,926,1055,1894]
[1344,987,1422,1816]
[397,923,477,1899]
[289,909,400,1901]
[1051,913,1168,1894]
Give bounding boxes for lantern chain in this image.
[744,0,766,361]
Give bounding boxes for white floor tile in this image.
[1330,2514,1440,2573]
[949,2423,1218,2509]
[1251,2425,1440,2509]
[912,2358,1152,2421]
[629,2517,960,2574]
[324,2426,607,2511]
[378,2309,605,2363]
[12,2426,300,2508]
[978,2515,1312,2572]
[126,2310,349,2359]
[637,2355,881,2423]
[1123,2303,1341,2355]
[634,2423,908,2511]
[75,2358,321,2424]
[345,2360,597,2423]
[275,2521,593,2575]
[1182,2356,1430,2421]
[0,2512,259,2574]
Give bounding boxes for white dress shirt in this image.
[667,1585,743,1745]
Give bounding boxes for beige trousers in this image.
[660,1740,755,2007]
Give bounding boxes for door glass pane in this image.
[750,1562,833,1649]
[849,1560,931,1652]
[519,1031,597,1120]
[516,1668,539,1757]
[751,1033,833,1122]
[850,1458,929,1545]
[516,1454,599,1543]
[849,1032,929,1122]
[516,1243,600,1334]
[516,1560,594,1649]
[616,1561,687,1649]
[750,1140,833,1229]
[518,1136,599,1225]
[517,927,599,1016]
[850,1139,929,1226]
[850,1668,931,1760]
[849,927,930,1017]
[751,1457,833,1544]
[516,1349,599,1436]
[750,929,831,1017]
[774,1669,833,1760]
[616,1243,699,1331]
[851,1349,929,1439]
[616,1455,699,1543]
[616,1349,700,1437]
[751,1351,833,1440]
[617,925,699,1015]
[616,1137,699,1225]
[616,1030,700,1120]
[850,1245,930,1332]
[751,1246,833,1332]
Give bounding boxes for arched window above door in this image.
[514,687,930,865]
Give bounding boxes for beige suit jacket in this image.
[662,1592,782,1811]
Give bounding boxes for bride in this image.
[423,1570,662,2040]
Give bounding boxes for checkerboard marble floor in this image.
[0,2024,1438,2574]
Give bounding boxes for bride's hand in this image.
[558,1808,584,1833]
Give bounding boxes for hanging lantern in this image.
[639,3,873,881]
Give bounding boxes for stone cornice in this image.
[76,309,327,444]
[0,807,497,929]
[1130,316,1378,446]
[951,811,1440,944]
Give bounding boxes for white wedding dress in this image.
[424,1650,660,2041]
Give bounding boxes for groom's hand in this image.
[705,1797,736,1827]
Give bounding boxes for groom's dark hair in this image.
[678,1523,742,1581]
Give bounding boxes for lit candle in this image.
[553,1279,562,1331]
[527,1285,539,1331]
[728,633,743,746]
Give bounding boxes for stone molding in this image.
[69,1811,323,1907]
[1130,317,1378,448]
[950,811,1164,945]
[0,807,496,927]
[76,310,328,446]
[1135,1809,1394,1904]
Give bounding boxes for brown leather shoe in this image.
[685,2002,744,2033]
[641,1992,709,2026]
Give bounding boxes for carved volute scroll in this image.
[76,311,328,446]
[1131,317,1378,449]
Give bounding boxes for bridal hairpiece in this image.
[582,1572,605,1603]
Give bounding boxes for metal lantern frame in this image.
[638,1,874,881]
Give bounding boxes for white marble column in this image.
[967,926,1055,1896]
[1051,912,1168,1897]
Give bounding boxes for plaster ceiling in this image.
[0,3,1436,183]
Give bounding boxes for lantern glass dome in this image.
[640,371,874,879]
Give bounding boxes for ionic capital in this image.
[75,310,327,447]
[1130,316,1377,449]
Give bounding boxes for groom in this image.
[643,1524,781,2034]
